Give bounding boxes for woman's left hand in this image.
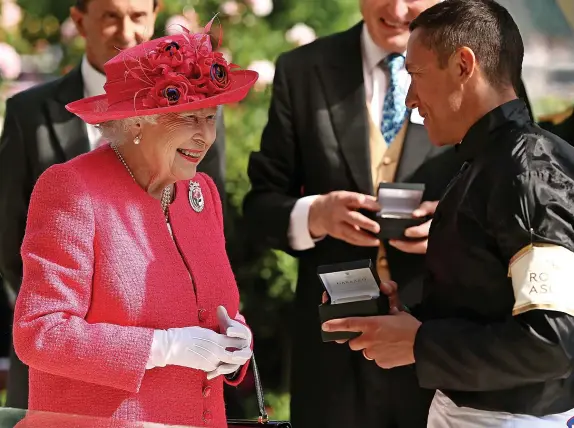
[207,306,253,380]
[207,362,241,380]
[216,306,253,347]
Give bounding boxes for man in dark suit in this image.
[243,0,531,427]
[0,0,226,409]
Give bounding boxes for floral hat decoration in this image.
[66,19,258,124]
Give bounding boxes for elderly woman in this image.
[13,24,258,428]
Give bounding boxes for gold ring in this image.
[363,349,373,361]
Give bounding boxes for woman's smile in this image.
[176,148,203,163]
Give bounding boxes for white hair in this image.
[96,115,159,145]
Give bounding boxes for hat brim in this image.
[66,70,258,125]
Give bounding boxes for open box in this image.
[376,183,427,240]
[317,259,389,342]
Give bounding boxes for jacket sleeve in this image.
[201,172,225,233]
[0,97,31,297]
[13,164,154,393]
[414,169,574,391]
[203,174,251,386]
[242,53,304,255]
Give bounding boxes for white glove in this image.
[205,306,253,380]
[217,306,253,345]
[206,362,242,380]
[146,326,252,372]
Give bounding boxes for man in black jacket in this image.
[0,0,227,409]
[243,0,531,426]
[325,0,574,425]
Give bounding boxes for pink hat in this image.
[66,21,258,124]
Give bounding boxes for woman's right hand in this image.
[147,326,252,372]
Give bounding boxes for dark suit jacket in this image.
[243,23,531,428]
[0,65,227,409]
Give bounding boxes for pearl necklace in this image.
[111,144,172,222]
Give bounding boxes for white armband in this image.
[509,243,574,316]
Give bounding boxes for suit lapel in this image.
[316,23,372,195]
[45,66,90,161]
[395,121,433,182]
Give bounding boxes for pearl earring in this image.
[134,135,141,145]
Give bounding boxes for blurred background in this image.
[0,0,573,420]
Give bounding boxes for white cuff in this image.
[287,195,325,251]
[146,329,168,370]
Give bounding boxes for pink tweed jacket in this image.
[13,145,249,427]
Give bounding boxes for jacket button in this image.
[203,386,212,398]
[198,309,207,322]
[203,410,213,423]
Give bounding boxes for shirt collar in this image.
[361,24,408,73]
[361,25,388,73]
[456,99,532,161]
[81,55,106,98]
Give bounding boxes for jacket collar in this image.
[47,65,90,160]
[456,99,531,161]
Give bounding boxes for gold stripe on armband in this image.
[508,243,557,277]
[509,244,574,317]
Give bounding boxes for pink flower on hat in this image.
[143,72,205,108]
[148,40,193,71]
[136,40,232,108]
[189,52,231,93]
[210,60,231,89]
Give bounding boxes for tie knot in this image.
[383,53,405,74]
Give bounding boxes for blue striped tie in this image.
[381,53,409,144]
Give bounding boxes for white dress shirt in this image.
[81,55,107,149]
[287,26,410,251]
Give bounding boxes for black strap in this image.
[251,355,269,423]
